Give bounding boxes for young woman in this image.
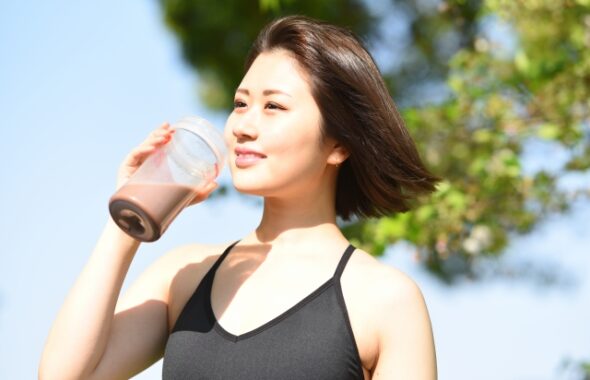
[40,16,439,379]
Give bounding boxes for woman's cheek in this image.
[223,117,234,145]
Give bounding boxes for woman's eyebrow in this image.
[262,89,292,97]
[235,88,291,97]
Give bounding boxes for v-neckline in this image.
[208,277,336,342]
[206,243,355,342]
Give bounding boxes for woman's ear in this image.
[327,142,350,166]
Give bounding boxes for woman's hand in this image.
[116,122,219,205]
[188,180,219,206]
[116,122,175,190]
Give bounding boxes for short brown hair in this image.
[245,16,440,220]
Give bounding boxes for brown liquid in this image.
[109,182,197,242]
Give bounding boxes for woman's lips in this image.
[236,154,263,168]
[235,147,266,168]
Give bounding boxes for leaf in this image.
[537,123,560,140]
[259,0,281,12]
[514,50,530,75]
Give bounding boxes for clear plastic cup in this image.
[109,116,226,242]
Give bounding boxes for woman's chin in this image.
[232,182,267,197]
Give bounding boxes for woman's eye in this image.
[233,100,247,109]
[265,102,284,110]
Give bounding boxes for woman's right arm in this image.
[38,124,215,380]
[39,219,152,380]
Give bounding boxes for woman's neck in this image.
[253,187,343,246]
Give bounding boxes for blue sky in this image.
[1,1,588,379]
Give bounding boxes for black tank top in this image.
[162,242,364,379]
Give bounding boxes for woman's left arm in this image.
[371,272,437,379]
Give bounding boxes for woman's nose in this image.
[232,110,259,140]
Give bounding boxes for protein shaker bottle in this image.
[109,116,226,242]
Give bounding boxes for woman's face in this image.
[225,49,340,198]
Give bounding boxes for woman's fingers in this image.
[125,136,169,166]
[188,181,219,206]
[116,123,175,188]
[132,123,174,158]
[147,123,174,146]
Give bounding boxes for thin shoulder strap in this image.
[333,244,356,279]
[206,240,240,277]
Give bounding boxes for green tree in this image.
[160,0,375,109]
[158,0,590,283]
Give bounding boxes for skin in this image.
[39,50,437,380]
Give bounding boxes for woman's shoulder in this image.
[123,242,232,301]
[156,241,234,291]
[343,247,430,322]
[148,241,235,328]
[158,241,231,268]
[136,241,228,287]
[347,248,423,294]
[341,248,433,372]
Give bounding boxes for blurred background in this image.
[1,0,589,379]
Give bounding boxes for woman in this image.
[40,16,439,379]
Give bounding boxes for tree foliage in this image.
[160,0,374,109]
[159,0,590,283]
[381,0,590,282]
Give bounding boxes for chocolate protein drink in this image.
[109,182,197,242]
[108,116,227,241]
